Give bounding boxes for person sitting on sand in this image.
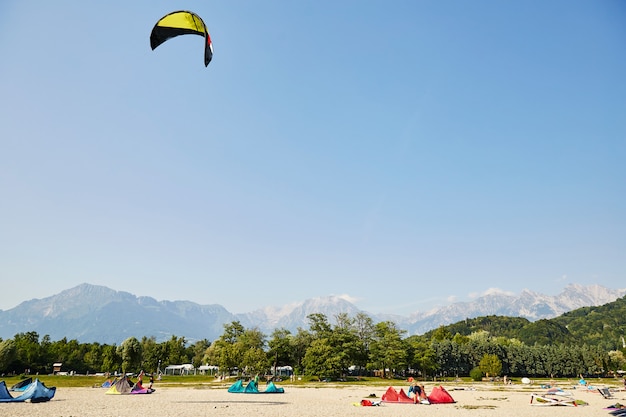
[134,370,155,393]
[408,378,430,404]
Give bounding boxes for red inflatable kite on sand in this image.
[381,385,455,404]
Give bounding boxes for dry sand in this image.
[1,382,623,417]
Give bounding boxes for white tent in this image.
[274,366,293,376]
[164,364,195,375]
[197,365,219,375]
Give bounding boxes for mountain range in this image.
[0,283,624,345]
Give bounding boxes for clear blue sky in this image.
[1,1,625,315]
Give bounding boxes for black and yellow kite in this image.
[150,10,213,67]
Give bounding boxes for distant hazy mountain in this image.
[237,295,364,333]
[0,283,623,344]
[0,284,236,344]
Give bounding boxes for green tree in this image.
[608,350,626,372]
[0,339,17,373]
[13,332,44,373]
[330,313,361,376]
[222,321,246,343]
[140,336,158,372]
[204,322,266,377]
[408,338,437,377]
[267,328,294,373]
[307,313,332,337]
[203,339,232,376]
[303,338,340,379]
[469,366,483,381]
[49,337,86,373]
[291,328,314,375]
[117,337,142,373]
[39,335,52,370]
[189,339,211,368]
[237,328,268,375]
[242,347,270,376]
[479,353,502,378]
[163,335,189,366]
[83,343,103,373]
[369,321,407,378]
[352,312,375,376]
[431,326,453,341]
[101,344,121,373]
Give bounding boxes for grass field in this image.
[2,374,623,389]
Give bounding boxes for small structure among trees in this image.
[52,363,63,375]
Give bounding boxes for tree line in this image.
[1,311,624,379]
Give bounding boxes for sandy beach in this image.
[1,382,623,417]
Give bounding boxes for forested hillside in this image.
[553,295,626,350]
[420,296,626,349]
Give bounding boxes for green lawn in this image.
[2,375,622,389]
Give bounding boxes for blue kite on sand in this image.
[0,379,56,403]
[227,379,284,393]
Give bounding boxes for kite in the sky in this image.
[150,10,213,67]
